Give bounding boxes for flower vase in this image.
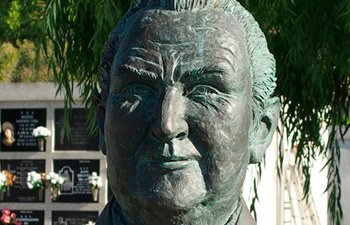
[0,189,5,201]
[51,186,60,201]
[6,185,10,197]
[38,188,43,201]
[37,138,45,151]
[92,189,99,202]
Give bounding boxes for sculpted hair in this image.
[98,0,276,123]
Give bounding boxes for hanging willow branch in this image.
[241,1,350,224]
[42,0,132,134]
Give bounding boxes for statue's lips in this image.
[145,158,197,171]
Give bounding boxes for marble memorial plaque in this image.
[0,160,45,202]
[52,211,98,225]
[54,108,98,151]
[53,159,99,202]
[1,109,47,151]
[12,210,44,225]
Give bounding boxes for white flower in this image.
[86,221,95,225]
[88,172,103,189]
[58,176,65,184]
[32,126,51,138]
[27,182,34,189]
[27,171,43,190]
[0,173,6,183]
[0,173,6,187]
[47,172,65,187]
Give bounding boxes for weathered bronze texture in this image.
[93,0,279,224]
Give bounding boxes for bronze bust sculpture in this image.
[93,0,279,224]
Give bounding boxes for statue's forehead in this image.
[123,9,246,46]
[112,9,250,89]
[117,9,248,68]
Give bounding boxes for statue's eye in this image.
[186,85,219,97]
[121,83,155,97]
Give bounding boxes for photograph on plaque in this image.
[0,160,45,202]
[53,160,99,202]
[0,109,47,152]
[54,108,98,151]
[52,211,98,225]
[11,210,44,225]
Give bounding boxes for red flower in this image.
[3,215,11,223]
[10,213,16,219]
[1,209,11,215]
[0,209,21,225]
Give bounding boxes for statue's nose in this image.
[150,87,188,142]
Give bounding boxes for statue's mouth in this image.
[145,157,197,171]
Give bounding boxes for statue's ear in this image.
[91,91,107,155]
[249,97,280,163]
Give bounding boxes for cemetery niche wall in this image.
[1,109,47,152]
[0,83,107,225]
[52,211,98,225]
[53,159,100,203]
[13,210,45,225]
[1,160,46,202]
[54,108,98,151]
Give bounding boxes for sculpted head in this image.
[4,128,12,140]
[2,122,15,147]
[94,0,279,224]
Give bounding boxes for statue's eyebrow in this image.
[180,66,226,81]
[117,65,158,80]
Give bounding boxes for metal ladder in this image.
[282,149,322,225]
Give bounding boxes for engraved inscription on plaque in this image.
[54,108,98,151]
[12,210,44,225]
[52,211,98,225]
[0,160,45,202]
[53,160,99,202]
[1,109,47,151]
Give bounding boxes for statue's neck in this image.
[96,196,256,225]
[119,197,245,225]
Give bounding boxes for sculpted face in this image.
[104,9,253,224]
[4,129,12,139]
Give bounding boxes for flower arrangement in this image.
[32,126,51,139]
[46,172,65,188]
[88,172,102,190]
[0,209,21,225]
[0,171,16,195]
[0,171,16,200]
[1,171,16,188]
[26,171,45,191]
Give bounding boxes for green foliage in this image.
[0,42,18,82]
[0,40,54,82]
[326,128,343,224]
[6,0,21,31]
[0,1,51,83]
[40,0,349,224]
[0,0,45,46]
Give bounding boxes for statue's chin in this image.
[116,168,241,225]
[141,187,206,211]
[135,165,208,210]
